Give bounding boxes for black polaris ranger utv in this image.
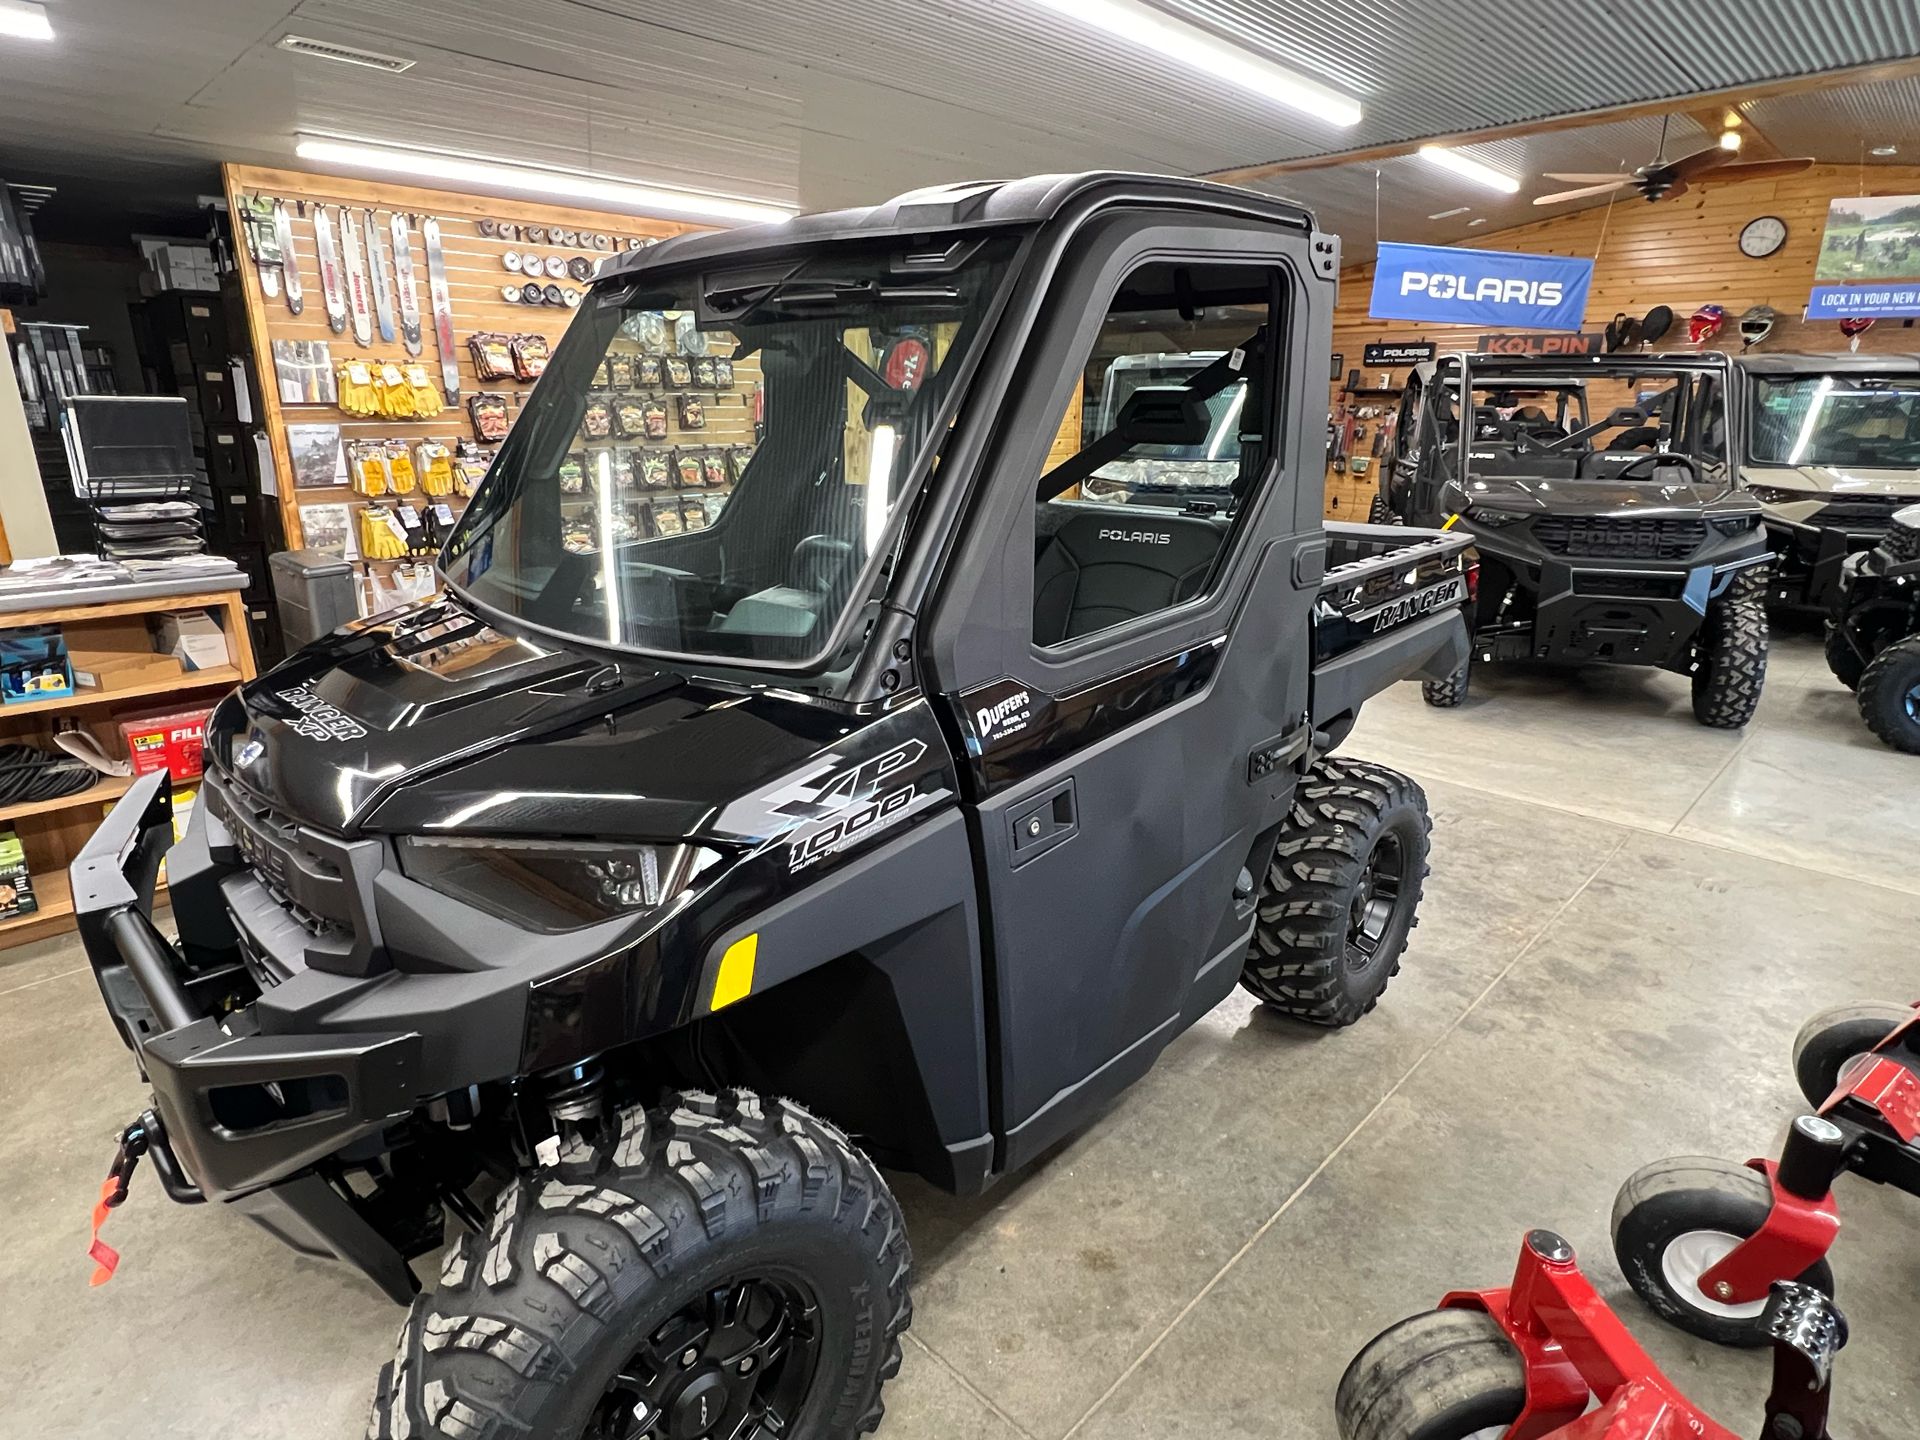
[1372,352,1771,726]
[72,173,1471,1440]
[1826,502,1920,752]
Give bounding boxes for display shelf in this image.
[0,773,137,825]
[0,666,243,720]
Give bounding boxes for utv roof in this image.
[1731,351,1920,375]
[598,172,1324,282]
[1416,351,1734,383]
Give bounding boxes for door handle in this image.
[1009,778,1076,868]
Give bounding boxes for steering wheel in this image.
[1614,451,1702,483]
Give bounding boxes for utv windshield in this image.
[1440,364,1728,483]
[442,237,1017,667]
[1749,375,1920,469]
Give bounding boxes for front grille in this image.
[204,772,353,940]
[1820,494,1915,527]
[1572,572,1683,600]
[1533,515,1705,561]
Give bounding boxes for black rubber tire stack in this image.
[368,1089,911,1440]
[1241,757,1431,1027]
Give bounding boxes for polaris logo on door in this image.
[1098,529,1172,544]
[1370,242,1593,332]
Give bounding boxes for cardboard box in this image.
[1,625,73,705]
[119,708,211,780]
[155,611,230,672]
[0,827,36,921]
[71,650,185,693]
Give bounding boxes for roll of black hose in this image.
[0,744,99,807]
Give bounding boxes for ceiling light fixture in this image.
[1722,110,1742,128]
[1719,129,1743,152]
[293,137,795,226]
[1026,0,1362,127]
[1872,144,1898,157]
[1417,145,1521,194]
[0,0,54,41]
[1427,206,1472,220]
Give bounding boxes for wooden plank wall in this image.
[1321,161,1920,518]
[222,163,724,581]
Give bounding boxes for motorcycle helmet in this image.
[1638,305,1674,347]
[1840,316,1875,352]
[1737,304,1776,350]
[1687,304,1726,345]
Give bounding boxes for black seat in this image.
[717,534,857,639]
[1033,511,1225,644]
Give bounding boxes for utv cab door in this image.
[924,216,1330,1174]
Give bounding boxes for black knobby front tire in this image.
[1823,625,1866,692]
[1692,595,1768,728]
[1611,1155,1834,1348]
[1334,1308,1525,1440]
[1421,657,1470,708]
[1793,1001,1917,1107]
[1241,757,1431,1027]
[368,1090,912,1440]
[1367,493,1402,526]
[1856,635,1920,754]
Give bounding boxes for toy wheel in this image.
[1335,1308,1524,1440]
[369,1090,911,1440]
[1691,595,1768,728]
[1793,1001,1918,1106]
[1856,635,1920,754]
[1611,1155,1834,1347]
[1241,757,1430,1027]
[1822,625,1866,692]
[1421,656,1470,708]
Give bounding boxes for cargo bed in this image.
[1310,521,1473,729]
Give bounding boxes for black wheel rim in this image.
[1905,680,1920,722]
[586,1275,821,1440]
[1346,832,1406,973]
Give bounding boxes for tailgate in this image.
[1310,522,1472,727]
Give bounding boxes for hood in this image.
[207,598,849,836]
[1455,469,1738,515]
[1741,463,1920,497]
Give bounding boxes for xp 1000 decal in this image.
[776,739,926,873]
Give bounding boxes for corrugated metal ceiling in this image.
[2,0,1918,238]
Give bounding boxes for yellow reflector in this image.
[711,933,758,1011]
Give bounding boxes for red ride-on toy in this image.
[1336,1229,1846,1440]
[1612,1000,1920,1346]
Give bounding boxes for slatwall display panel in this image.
[1319,161,1920,518]
[221,163,756,589]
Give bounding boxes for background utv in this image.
[73,173,1472,1440]
[1372,352,1771,727]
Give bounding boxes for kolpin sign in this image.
[1370,242,1594,332]
[1476,332,1607,356]
[1362,341,1435,365]
[1809,194,1920,319]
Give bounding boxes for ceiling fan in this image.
[1533,116,1813,206]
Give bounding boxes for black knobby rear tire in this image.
[1793,1001,1917,1107]
[1241,757,1431,1027]
[1421,657,1470,708]
[1823,625,1866,692]
[1856,635,1920,754]
[368,1090,912,1440]
[1335,1308,1525,1440]
[1692,596,1768,728]
[1611,1155,1834,1348]
[1368,493,1402,526]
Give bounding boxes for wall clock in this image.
[1739,215,1788,259]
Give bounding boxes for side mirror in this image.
[1115,385,1212,448]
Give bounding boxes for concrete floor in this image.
[5,624,1918,1440]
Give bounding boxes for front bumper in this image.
[1764,516,1894,612]
[72,772,425,1300]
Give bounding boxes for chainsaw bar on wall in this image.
[422,217,461,400]
[365,209,398,346]
[310,203,349,335]
[388,211,424,357]
[272,200,303,316]
[338,207,375,347]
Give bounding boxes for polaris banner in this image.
[1370,242,1594,332]
[1808,193,1920,318]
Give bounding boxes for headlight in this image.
[1745,485,1806,505]
[397,836,707,932]
[1707,512,1763,536]
[1466,506,1529,528]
